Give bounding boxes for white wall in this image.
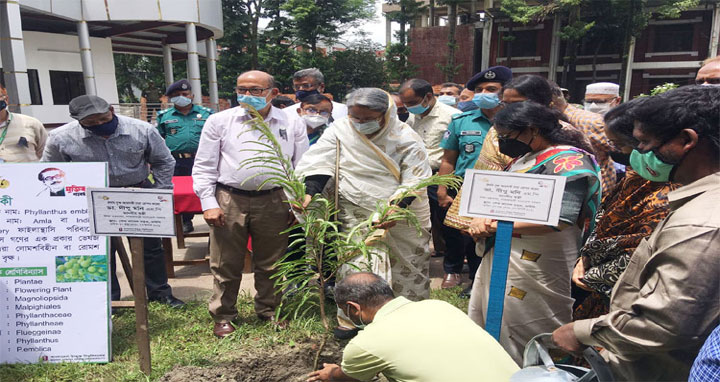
[0,31,119,124]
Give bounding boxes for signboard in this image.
[459,170,566,226]
[87,188,175,238]
[0,162,110,364]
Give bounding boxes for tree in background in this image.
[436,0,463,82]
[385,0,424,83]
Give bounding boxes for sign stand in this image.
[485,221,514,341]
[128,237,151,375]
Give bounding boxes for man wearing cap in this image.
[0,82,47,163]
[156,79,214,233]
[42,95,184,308]
[584,82,621,116]
[437,66,511,293]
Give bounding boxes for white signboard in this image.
[87,188,175,238]
[459,170,566,226]
[0,162,110,364]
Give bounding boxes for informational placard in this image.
[459,170,566,226]
[87,188,175,238]
[0,162,110,364]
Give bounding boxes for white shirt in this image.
[406,101,461,171]
[284,100,348,123]
[193,106,309,211]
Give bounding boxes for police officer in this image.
[156,79,214,233]
[437,66,512,296]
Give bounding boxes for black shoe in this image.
[182,221,194,234]
[150,295,186,308]
[459,284,473,299]
[333,326,359,340]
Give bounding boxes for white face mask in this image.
[584,102,612,116]
[302,114,328,129]
[170,95,192,108]
[351,119,382,135]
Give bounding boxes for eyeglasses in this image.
[497,130,521,141]
[583,99,613,104]
[236,87,270,96]
[293,83,317,91]
[695,78,720,85]
[303,108,331,118]
[42,174,63,182]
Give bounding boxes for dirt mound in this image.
[159,340,343,382]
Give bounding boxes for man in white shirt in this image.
[193,70,309,338]
[284,68,348,122]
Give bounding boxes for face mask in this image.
[700,83,720,87]
[0,100,6,111]
[302,114,328,129]
[347,304,367,329]
[499,135,533,158]
[397,112,410,122]
[437,95,457,106]
[457,101,478,112]
[170,96,192,108]
[84,114,119,136]
[473,92,501,109]
[351,119,382,135]
[406,98,429,115]
[610,151,631,166]
[237,94,268,111]
[295,89,319,101]
[584,102,611,116]
[629,149,676,182]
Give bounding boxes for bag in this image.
[442,186,473,231]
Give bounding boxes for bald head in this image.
[696,58,720,86]
[334,272,395,308]
[237,70,276,89]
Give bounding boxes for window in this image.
[503,30,537,57]
[653,24,694,53]
[578,34,622,56]
[49,70,85,105]
[0,68,43,105]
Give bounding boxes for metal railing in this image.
[111,102,220,124]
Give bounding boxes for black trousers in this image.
[110,237,172,300]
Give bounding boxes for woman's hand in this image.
[466,217,496,239]
[373,206,400,230]
[292,194,312,211]
[572,256,593,291]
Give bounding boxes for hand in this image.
[203,208,225,227]
[307,363,341,382]
[572,256,593,291]
[552,323,586,354]
[437,191,454,209]
[466,218,496,239]
[373,206,400,230]
[293,194,312,211]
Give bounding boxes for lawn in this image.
[1,288,468,382]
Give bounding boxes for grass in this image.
[1,288,470,382]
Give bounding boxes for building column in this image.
[77,20,97,96]
[185,23,202,105]
[548,14,561,82]
[623,36,636,101]
[0,0,31,113]
[481,16,493,70]
[385,17,392,48]
[710,4,720,58]
[162,43,174,88]
[205,38,219,111]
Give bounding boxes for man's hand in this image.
[437,191,454,209]
[307,363,342,382]
[572,257,593,291]
[292,194,312,211]
[552,323,586,354]
[203,208,225,227]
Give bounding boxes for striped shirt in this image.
[564,105,617,194]
[0,112,47,163]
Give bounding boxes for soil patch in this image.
[159,338,345,382]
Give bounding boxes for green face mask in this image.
[630,149,675,182]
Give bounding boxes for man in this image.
[36,167,66,196]
[155,79,214,233]
[551,82,618,193]
[399,78,459,265]
[271,95,295,109]
[42,95,184,307]
[437,66,511,293]
[284,68,347,121]
[193,70,309,338]
[142,81,162,122]
[552,86,720,381]
[437,82,463,107]
[583,82,621,115]
[390,93,409,122]
[296,93,333,145]
[307,272,519,382]
[696,56,720,85]
[0,83,46,163]
[456,87,478,112]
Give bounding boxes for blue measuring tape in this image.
[485,220,514,340]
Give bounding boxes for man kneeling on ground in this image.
[307,272,518,382]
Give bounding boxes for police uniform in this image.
[440,109,493,178]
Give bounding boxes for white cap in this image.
[585,82,620,96]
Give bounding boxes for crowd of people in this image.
[0,55,719,381]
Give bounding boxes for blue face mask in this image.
[473,92,501,109]
[237,94,268,111]
[295,89,319,101]
[437,95,457,106]
[170,95,192,108]
[84,114,119,136]
[406,97,429,115]
[457,101,478,112]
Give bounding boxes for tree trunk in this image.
[591,40,604,82]
[446,2,457,82]
[429,0,435,27]
[618,0,637,95]
[506,23,514,65]
[250,0,261,69]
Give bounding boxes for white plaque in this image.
[87,188,175,237]
[459,170,566,226]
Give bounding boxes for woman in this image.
[466,101,601,363]
[295,88,432,334]
[572,99,676,320]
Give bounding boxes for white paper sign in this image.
[0,162,110,364]
[459,170,566,225]
[87,188,175,238]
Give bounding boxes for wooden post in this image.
[128,237,152,375]
[112,237,134,292]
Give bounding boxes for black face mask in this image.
[0,100,6,111]
[84,114,119,136]
[499,132,534,158]
[397,112,410,122]
[610,151,631,166]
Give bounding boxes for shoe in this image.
[333,326,359,340]
[149,295,186,308]
[459,284,473,299]
[441,273,462,289]
[213,321,235,338]
[182,221,194,234]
